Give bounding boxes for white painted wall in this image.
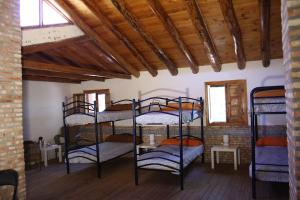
[23,81,73,142]
[70,59,286,126]
[22,25,83,46]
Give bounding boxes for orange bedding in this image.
[254,89,285,98]
[256,136,287,147]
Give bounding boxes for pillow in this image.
[105,104,132,111]
[105,133,142,144]
[256,136,287,147]
[160,138,203,147]
[161,102,201,111]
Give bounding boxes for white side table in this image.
[136,143,157,155]
[211,145,240,170]
[40,144,62,167]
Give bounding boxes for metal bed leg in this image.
[112,121,115,135]
[97,163,101,179]
[139,126,143,142]
[179,97,184,190]
[200,110,205,164]
[167,125,170,139]
[252,177,256,199]
[180,170,184,190]
[133,99,139,185]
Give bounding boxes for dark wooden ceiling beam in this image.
[112,0,178,76]
[184,0,221,72]
[38,51,79,67]
[55,0,140,77]
[148,0,199,74]
[83,0,158,77]
[219,0,246,69]
[23,75,82,84]
[23,60,131,79]
[23,69,105,82]
[67,44,107,71]
[260,0,271,67]
[81,42,127,73]
[22,36,89,55]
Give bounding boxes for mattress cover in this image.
[249,146,288,182]
[253,97,286,113]
[136,110,199,125]
[65,110,132,125]
[137,144,203,172]
[68,142,133,163]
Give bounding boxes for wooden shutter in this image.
[225,80,247,125]
[104,92,111,109]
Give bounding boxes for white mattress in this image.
[65,110,132,125]
[137,144,203,172]
[249,146,288,182]
[136,110,199,125]
[68,142,133,163]
[254,98,286,113]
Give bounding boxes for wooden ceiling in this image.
[22,0,282,83]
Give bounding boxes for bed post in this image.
[200,97,205,163]
[139,126,143,142]
[166,125,170,139]
[254,114,258,141]
[132,99,138,185]
[94,101,101,178]
[138,100,143,141]
[250,91,256,199]
[112,121,115,135]
[62,102,70,174]
[179,97,184,190]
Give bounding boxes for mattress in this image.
[137,144,203,172]
[65,110,132,125]
[68,142,133,163]
[249,146,288,182]
[136,110,199,125]
[253,97,286,113]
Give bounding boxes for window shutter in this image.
[105,92,111,109]
[226,81,247,125]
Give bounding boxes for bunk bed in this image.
[132,96,204,190]
[249,86,288,199]
[62,98,140,178]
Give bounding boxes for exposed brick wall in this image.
[0,0,25,199]
[281,0,300,199]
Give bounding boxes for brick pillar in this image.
[0,0,26,199]
[281,0,300,199]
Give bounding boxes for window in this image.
[84,89,110,112]
[205,80,248,126]
[20,0,69,27]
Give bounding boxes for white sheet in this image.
[254,98,286,113]
[249,146,288,182]
[137,144,203,172]
[136,110,199,125]
[65,110,132,125]
[68,142,133,163]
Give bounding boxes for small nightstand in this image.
[136,143,158,155]
[40,144,62,167]
[211,145,240,170]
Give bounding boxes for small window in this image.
[42,1,68,25]
[20,0,69,27]
[208,85,226,123]
[84,89,110,112]
[205,80,248,126]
